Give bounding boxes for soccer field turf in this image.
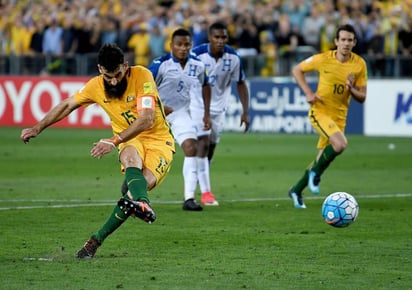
[1,128,411,289]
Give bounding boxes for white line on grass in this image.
[0,193,411,211]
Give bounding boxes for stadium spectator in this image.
[398,18,412,76]
[20,43,175,259]
[61,14,78,75]
[128,22,150,66]
[274,14,299,75]
[289,24,367,209]
[42,18,63,55]
[148,28,211,211]
[28,17,46,74]
[191,22,250,206]
[2,0,412,77]
[148,24,166,60]
[301,5,325,51]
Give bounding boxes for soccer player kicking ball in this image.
[289,24,367,209]
[20,43,175,258]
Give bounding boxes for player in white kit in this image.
[191,22,250,206]
[149,28,211,211]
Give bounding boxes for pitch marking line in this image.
[0,193,411,211]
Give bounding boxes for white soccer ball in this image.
[321,192,359,227]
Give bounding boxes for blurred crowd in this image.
[1,0,412,77]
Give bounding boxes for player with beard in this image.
[20,43,175,258]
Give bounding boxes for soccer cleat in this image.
[201,192,219,206]
[182,198,203,211]
[76,237,101,259]
[308,169,320,194]
[288,187,306,209]
[118,198,156,223]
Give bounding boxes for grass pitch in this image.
[0,128,411,289]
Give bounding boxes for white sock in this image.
[197,157,211,193]
[183,156,198,200]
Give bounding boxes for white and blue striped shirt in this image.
[191,43,245,114]
[149,53,208,111]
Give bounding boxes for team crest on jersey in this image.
[155,157,169,174]
[127,95,135,102]
[144,82,154,94]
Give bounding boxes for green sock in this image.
[93,204,129,244]
[312,145,341,175]
[293,162,312,194]
[125,167,149,202]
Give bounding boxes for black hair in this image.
[171,28,191,40]
[335,24,357,40]
[97,43,124,71]
[209,22,227,34]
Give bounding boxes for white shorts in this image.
[191,107,224,144]
[167,108,197,146]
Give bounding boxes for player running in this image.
[289,24,367,209]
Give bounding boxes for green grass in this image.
[0,128,411,289]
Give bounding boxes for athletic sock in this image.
[93,204,128,244]
[197,156,211,193]
[183,156,198,200]
[312,144,341,175]
[125,167,149,202]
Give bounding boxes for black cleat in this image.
[118,198,156,223]
[182,198,203,211]
[76,237,100,259]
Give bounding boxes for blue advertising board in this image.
[224,79,364,134]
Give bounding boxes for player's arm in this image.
[292,63,321,105]
[237,80,250,132]
[20,96,80,143]
[346,74,366,104]
[91,96,156,159]
[202,83,211,130]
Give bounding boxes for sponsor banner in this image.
[0,77,110,128]
[0,76,364,134]
[225,79,364,134]
[365,80,412,137]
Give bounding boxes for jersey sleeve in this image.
[299,53,323,73]
[355,58,368,87]
[134,66,159,110]
[73,77,101,106]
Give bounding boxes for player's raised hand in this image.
[346,73,355,90]
[20,128,40,144]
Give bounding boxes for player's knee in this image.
[333,141,347,153]
[181,138,197,156]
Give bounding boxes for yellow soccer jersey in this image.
[73,66,174,148]
[300,50,367,119]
